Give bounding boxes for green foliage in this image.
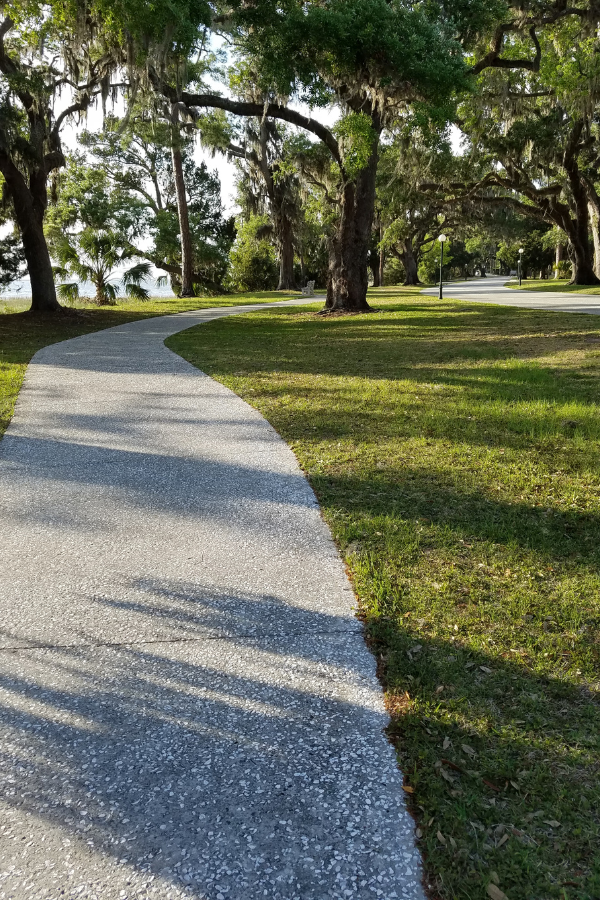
[333,113,377,180]
[79,118,234,293]
[225,215,278,292]
[47,153,145,240]
[53,230,150,305]
[419,239,453,282]
[0,191,25,292]
[238,0,479,108]
[496,225,554,277]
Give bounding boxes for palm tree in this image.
[53,230,152,305]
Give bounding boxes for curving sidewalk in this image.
[0,299,425,900]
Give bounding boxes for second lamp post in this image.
[438,233,447,299]
[518,247,524,286]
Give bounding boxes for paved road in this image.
[0,300,424,900]
[422,274,600,314]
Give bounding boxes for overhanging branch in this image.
[148,68,345,174]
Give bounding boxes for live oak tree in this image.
[0,0,127,312]
[377,127,474,285]
[452,5,600,284]
[150,0,502,311]
[0,0,215,313]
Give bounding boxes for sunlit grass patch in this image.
[508,278,600,295]
[168,287,600,900]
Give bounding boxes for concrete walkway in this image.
[0,300,424,900]
[422,274,600,314]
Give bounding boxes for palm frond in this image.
[122,261,152,285]
[57,282,80,305]
[124,283,150,301]
[104,281,120,301]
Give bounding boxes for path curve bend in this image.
[0,300,424,900]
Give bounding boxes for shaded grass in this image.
[168,284,600,900]
[0,291,299,440]
[508,279,600,295]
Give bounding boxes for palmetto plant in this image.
[53,230,151,306]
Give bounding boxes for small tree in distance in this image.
[53,231,151,306]
[225,215,279,292]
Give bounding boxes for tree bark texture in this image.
[171,142,194,297]
[0,153,60,313]
[325,130,380,312]
[276,211,296,290]
[401,241,420,285]
[562,124,600,285]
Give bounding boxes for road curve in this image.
[422,274,600,315]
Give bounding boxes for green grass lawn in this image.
[508,279,600,295]
[168,285,600,900]
[0,290,299,440]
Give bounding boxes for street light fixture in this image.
[438,234,447,299]
[518,247,524,286]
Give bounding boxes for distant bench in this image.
[301,280,315,297]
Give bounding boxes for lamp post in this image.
[518,247,524,286]
[438,233,447,299]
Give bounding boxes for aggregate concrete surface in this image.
[422,274,600,313]
[0,299,425,900]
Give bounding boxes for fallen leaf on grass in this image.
[461,743,476,757]
[544,819,560,828]
[435,684,445,693]
[437,831,446,844]
[443,736,451,750]
[442,758,465,774]
[480,665,493,674]
[403,785,415,793]
[483,779,501,792]
[486,884,508,900]
[497,834,509,848]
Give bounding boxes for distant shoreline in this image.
[2,277,176,301]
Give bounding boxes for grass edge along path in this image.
[167,286,600,900]
[0,291,300,441]
[507,279,600,296]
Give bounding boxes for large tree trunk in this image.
[401,241,420,285]
[568,238,599,284]
[0,154,60,313]
[589,202,600,278]
[171,141,194,297]
[371,256,380,287]
[276,212,295,290]
[325,127,380,312]
[379,220,384,287]
[370,217,381,287]
[563,123,600,285]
